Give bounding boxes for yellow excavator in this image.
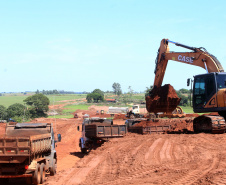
[146,39,226,133]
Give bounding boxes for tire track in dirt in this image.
[160,139,171,161]
[171,154,220,185]
[144,138,162,160]
[45,133,226,185]
[101,137,168,185]
[79,137,143,185]
[66,155,101,184]
[212,175,226,185]
[148,137,166,165]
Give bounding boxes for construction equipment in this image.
[78,118,127,153]
[0,122,61,184]
[125,118,170,134]
[146,39,226,133]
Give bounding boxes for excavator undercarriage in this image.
[193,115,226,134]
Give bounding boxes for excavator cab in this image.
[193,72,226,115]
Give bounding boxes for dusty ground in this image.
[1,106,226,185]
[46,133,226,185]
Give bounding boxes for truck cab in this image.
[131,105,140,114]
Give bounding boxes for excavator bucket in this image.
[146,84,181,114]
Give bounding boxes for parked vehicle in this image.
[0,122,61,184]
[74,113,78,118]
[108,105,143,118]
[78,117,127,153]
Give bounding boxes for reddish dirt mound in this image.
[113,114,127,120]
[146,84,181,113]
[133,118,194,132]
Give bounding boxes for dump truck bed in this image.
[85,124,127,138]
[0,133,51,164]
[128,125,171,134]
[0,123,52,164]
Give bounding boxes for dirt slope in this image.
[45,132,226,185]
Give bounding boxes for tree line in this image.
[86,83,192,106]
[35,89,89,95]
[0,94,50,122]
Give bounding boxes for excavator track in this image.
[193,115,226,134]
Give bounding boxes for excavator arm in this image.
[154,39,224,88]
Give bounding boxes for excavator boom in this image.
[153,39,224,88]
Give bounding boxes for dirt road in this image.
[45,131,226,185]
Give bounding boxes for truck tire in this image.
[50,159,56,176]
[81,147,87,154]
[32,163,41,185]
[40,163,46,184]
[130,114,135,119]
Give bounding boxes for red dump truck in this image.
[79,117,127,153]
[0,122,61,185]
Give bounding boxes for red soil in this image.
[146,84,181,113]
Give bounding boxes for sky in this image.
[0,0,226,93]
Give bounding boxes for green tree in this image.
[179,88,190,94]
[35,89,40,94]
[0,105,7,120]
[92,93,104,103]
[24,94,50,118]
[7,103,29,122]
[92,89,104,97]
[128,86,134,97]
[112,82,122,96]
[86,89,104,103]
[86,94,93,103]
[176,91,189,106]
[145,85,153,97]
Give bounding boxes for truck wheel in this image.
[130,114,135,119]
[81,147,87,154]
[32,163,41,185]
[50,159,56,176]
[40,163,46,184]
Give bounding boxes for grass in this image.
[48,104,90,118]
[48,114,75,119]
[0,94,87,107]
[0,96,28,107]
[47,94,86,105]
[62,104,89,113]
[180,106,194,114]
